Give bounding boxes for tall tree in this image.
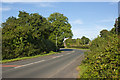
[2,11,56,59]
[48,13,73,48]
[117,17,120,35]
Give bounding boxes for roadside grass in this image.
[77,50,90,78]
[65,47,90,50]
[78,64,88,78]
[2,51,63,63]
[65,47,89,78]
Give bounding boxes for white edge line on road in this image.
[52,54,64,59]
[14,51,75,68]
[14,60,45,68]
[3,50,76,73]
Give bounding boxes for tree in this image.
[110,28,116,34]
[48,13,73,48]
[81,36,90,45]
[2,11,56,59]
[100,29,110,38]
[115,18,120,35]
[76,38,82,46]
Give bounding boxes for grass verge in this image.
[65,47,90,50]
[2,51,63,63]
[78,64,88,78]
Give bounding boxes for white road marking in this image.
[52,55,63,59]
[14,51,75,69]
[4,50,76,73]
[58,55,63,57]
[14,60,45,68]
[52,57,57,59]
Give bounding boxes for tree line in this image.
[79,18,120,78]
[2,11,73,60]
[65,36,90,49]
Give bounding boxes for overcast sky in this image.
[1,2,118,40]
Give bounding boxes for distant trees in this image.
[65,36,90,49]
[2,11,73,60]
[81,36,90,44]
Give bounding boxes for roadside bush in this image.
[80,34,119,78]
[2,11,56,60]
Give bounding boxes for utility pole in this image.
[56,34,57,52]
[115,18,118,35]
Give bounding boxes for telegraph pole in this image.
[115,18,118,35]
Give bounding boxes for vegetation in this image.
[2,51,62,63]
[2,11,73,60]
[48,13,73,48]
[65,36,90,49]
[78,18,120,78]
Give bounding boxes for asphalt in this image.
[2,48,85,78]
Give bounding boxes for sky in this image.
[1,2,118,40]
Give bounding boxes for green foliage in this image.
[79,28,119,78]
[48,13,73,48]
[100,29,111,38]
[65,36,90,49]
[2,11,72,60]
[2,50,62,63]
[81,36,90,45]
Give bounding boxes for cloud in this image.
[0,7,11,11]
[95,25,108,30]
[109,2,118,5]
[99,19,114,23]
[70,19,83,25]
[71,24,112,40]
[2,0,56,2]
[98,18,115,23]
[72,28,98,40]
[2,0,119,2]
[37,3,54,7]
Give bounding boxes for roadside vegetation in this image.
[2,51,63,63]
[65,36,90,49]
[78,18,120,78]
[2,11,73,60]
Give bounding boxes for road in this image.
[2,48,85,79]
